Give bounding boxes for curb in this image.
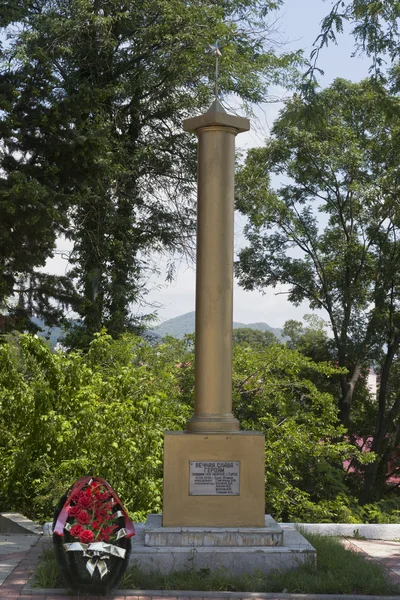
[286,523,400,542]
[0,512,42,535]
[20,590,400,600]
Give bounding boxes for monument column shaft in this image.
[183,105,249,433]
[194,126,236,419]
[162,105,266,528]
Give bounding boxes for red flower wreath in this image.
[67,481,119,544]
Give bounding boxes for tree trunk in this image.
[338,364,361,428]
[359,333,400,505]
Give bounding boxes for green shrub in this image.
[0,331,391,523]
[0,331,190,521]
[232,344,368,522]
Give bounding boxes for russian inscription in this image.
[189,461,240,495]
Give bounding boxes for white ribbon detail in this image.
[63,541,126,578]
[116,527,127,540]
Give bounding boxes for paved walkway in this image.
[342,539,400,585]
[2,533,400,600]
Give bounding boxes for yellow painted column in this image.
[163,103,265,527]
[183,101,250,433]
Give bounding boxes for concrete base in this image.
[130,515,316,576]
[0,513,42,535]
[163,432,265,527]
[144,514,283,547]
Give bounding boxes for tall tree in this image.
[283,315,331,361]
[308,0,400,82]
[0,0,298,344]
[235,78,400,502]
[233,327,278,348]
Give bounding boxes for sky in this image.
[47,0,372,328]
[139,0,372,327]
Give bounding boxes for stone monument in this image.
[130,44,316,575]
[162,96,266,529]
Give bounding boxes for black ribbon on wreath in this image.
[52,476,134,595]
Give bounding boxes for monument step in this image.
[131,522,316,576]
[144,514,284,547]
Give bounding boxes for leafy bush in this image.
[0,331,190,521]
[0,331,390,523]
[232,344,368,522]
[355,497,400,524]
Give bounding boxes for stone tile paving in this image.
[0,534,41,587]
[342,539,400,586]
[0,534,45,597]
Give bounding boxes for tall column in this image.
[163,101,265,527]
[183,100,250,433]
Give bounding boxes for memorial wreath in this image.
[53,476,135,595]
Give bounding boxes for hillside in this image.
[149,311,283,340]
[30,312,283,346]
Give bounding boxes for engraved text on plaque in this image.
[189,461,240,495]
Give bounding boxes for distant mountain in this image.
[149,311,284,340]
[30,312,283,347]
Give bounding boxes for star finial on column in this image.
[209,40,222,100]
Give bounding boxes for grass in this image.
[32,532,400,595]
[31,546,64,589]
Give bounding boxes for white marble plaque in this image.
[189,461,240,495]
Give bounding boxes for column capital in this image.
[183,100,250,134]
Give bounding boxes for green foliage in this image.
[354,497,400,524]
[32,546,64,589]
[0,0,299,342]
[0,332,191,521]
[231,343,366,521]
[306,0,400,84]
[283,315,332,361]
[235,78,400,502]
[233,327,278,348]
[0,331,384,523]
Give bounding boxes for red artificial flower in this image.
[78,494,93,509]
[77,510,91,525]
[63,481,125,545]
[68,505,82,517]
[70,524,85,538]
[102,524,118,536]
[79,529,95,544]
[72,491,84,503]
[97,491,110,501]
[95,508,108,520]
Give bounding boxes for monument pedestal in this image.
[129,515,316,576]
[130,99,318,579]
[163,431,265,527]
